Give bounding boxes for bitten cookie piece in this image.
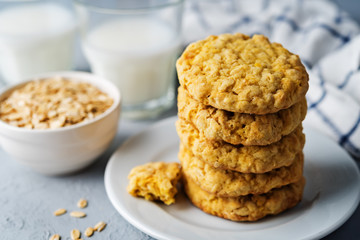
[176,33,309,114]
[127,162,182,205]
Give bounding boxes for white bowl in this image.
[0,71,121,175]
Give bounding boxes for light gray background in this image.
[1,0,360,239]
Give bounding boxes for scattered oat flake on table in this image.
[70,229,81,240]
[77,198,88,208]
[53,208,67,216]
[70,211,86,218]
[84,227,94,237]
[94,221,106,232]
[49,234,61,240]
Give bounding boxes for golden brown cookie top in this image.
[176,33,309,114]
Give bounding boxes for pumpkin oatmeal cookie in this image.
[177,86,307,145]
[183,174,305,222]
[176,120,305,173]
[179,145,304,197]
[176,33,309,114]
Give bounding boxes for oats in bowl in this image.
[0,77,113,129]
[0,71,121,175]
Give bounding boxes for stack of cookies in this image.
[175,33,309,221]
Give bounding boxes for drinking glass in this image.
[75,0,184,119]
[0,0,77,85]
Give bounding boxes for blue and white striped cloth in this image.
[183,0,360,159]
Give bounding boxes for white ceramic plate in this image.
[105,116,360,240]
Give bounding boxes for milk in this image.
[82,18,181,106]
[0,3,76,84]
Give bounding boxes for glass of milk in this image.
[75,0,184,119]
[0,0,77,85]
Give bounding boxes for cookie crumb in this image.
[127,162,182,205]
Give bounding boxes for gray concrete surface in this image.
[1,0,360,239]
